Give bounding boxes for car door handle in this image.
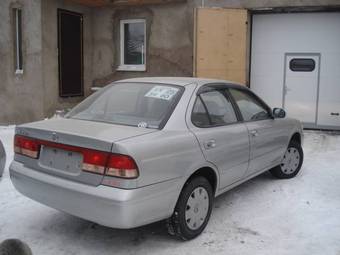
[204,139,216,150]
[250,130,259,137]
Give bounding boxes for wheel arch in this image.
[181,165,219,197]
[290,132,302,145]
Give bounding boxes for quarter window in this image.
[192,90,238,127]
[192,97,210,127]
[13,8,23,74]
[118,19,146,71]
[229,89,270,121]
[289,58,315,72]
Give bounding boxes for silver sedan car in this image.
[10,77,304,240]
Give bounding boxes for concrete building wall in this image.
[41,0,94,118]
[92,3,194,86]
[90,0,340,88]
[2,0,340,124]
[0,0,44,124]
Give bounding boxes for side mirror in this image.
[273,108,286,118]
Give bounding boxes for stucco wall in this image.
[2,0,340,124]
[92,3,194,86]
[41,0,94,118]
[91,0,340,87]
[0,0,44,124]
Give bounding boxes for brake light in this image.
[14,135,40,159]
[106,154,139,178]
[82,150,109,175]
[13,135,139,179]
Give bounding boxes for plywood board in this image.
[194,8,248,85]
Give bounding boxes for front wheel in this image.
[270,140,304,179]
[167,176,213,240]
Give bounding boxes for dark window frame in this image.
[289,58,316,72]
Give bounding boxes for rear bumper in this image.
[9,161,182,229]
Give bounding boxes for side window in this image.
[192,90,238,127]
[229,89,270,121]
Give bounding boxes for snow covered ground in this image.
[0,126,339,255]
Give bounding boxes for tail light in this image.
[82,150,108,175]
[14,135,139,179]
[82,152,138,178]
[14,135,40,159]
[106,154,138,178]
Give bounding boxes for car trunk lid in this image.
[15,118,156,186]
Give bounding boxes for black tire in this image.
[166,176,213,240]
[270,140,304,179]
[0,239,32,255]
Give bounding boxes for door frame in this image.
[57,8,84,97]
[282,52,321,127]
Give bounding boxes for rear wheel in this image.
[167,176,213,240]
[270,140,303,179]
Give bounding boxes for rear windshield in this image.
[66,82,183,129]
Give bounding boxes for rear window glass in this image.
[66,83,182,129]
[289,58,315,72]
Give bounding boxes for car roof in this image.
[115,77,245,87]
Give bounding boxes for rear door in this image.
[188,85,250,189]
[228,88,288,177]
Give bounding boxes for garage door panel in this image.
[251,76,283,108]
[320,53,340,75]
[317,76,340,126]
[251,53,284,75]
[251,12,340,129]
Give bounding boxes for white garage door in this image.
[250,12,340,129]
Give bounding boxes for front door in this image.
[284,54,320,127]
[58,9,83,97]
[189,86,250,189]
[228,88,287,176]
